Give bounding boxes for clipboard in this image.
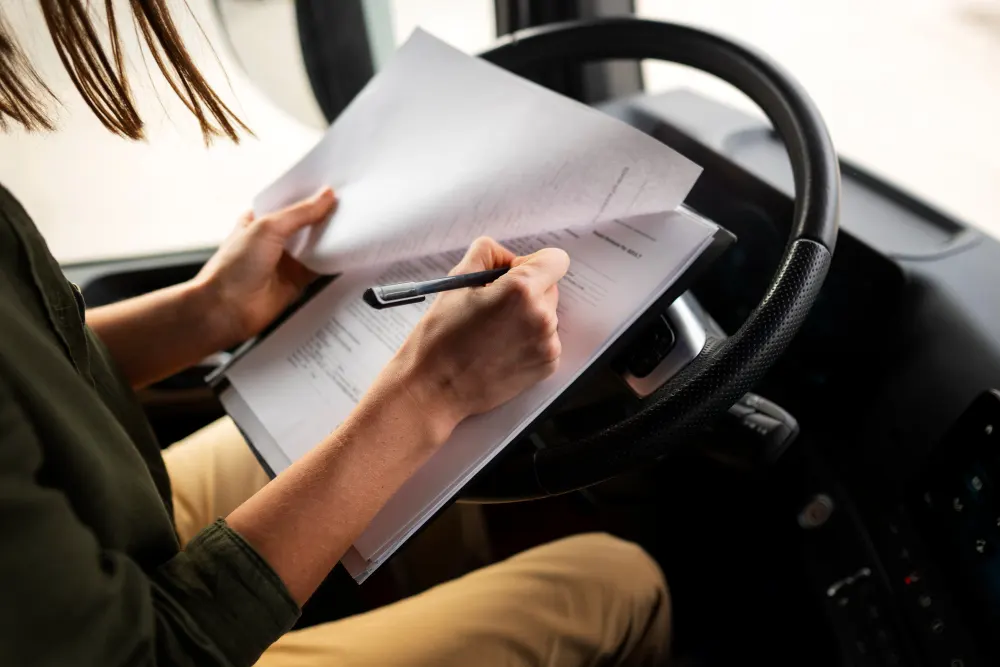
[208,223,735,484]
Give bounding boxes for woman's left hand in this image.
[195,187,336,345]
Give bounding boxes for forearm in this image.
[226,353,458,605]
[87,279,235,389]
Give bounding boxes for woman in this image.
[0,2,669,666]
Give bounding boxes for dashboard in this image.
[601,89,1000,666]
[917,391,1000,659]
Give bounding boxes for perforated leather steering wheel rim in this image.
[464,18,840,500]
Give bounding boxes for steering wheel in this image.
[463,18,840,500]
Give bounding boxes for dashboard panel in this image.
[603,88,1000,457]
[601,89,1000,666]
[915,391,1000,660]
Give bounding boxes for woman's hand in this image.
[195,187,336,346]
[87,187,336,388]
[388,237,570,437]
[229,236,569,604]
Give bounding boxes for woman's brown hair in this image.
[0,0,247,142]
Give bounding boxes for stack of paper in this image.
[219,30,716,581]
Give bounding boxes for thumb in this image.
[450,237,516,275]
[507,247,570,291]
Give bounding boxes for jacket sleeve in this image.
[0,383,300,667]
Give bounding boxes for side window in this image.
[216,0,327,129]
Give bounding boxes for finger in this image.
[265,187,337,237]
[532,355,560,380]
[237,211,254,228]
[504,247,570,292]
[450,236,516,275]
[541,332,562,364]
[543,283,559,315]
[532,285,559,337]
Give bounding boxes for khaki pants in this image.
[164,418,672,667]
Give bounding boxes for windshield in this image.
[2,0,995,263]
[637,0,1000,241]
[370,0,1000,243]
[388,0,1000,239]
[225,0,998,239]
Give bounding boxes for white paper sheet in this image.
[226,209,716,580]
[253,30,702,274]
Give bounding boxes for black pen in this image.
[363,267,510,309]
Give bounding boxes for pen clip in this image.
[363,288,426,310]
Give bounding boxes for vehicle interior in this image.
[12,1,999,665]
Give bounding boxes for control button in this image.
[826,567,871,597]
[904,571,921,585]
[974,537,990,556]
[743,413,781,436]
[798,494,835,529]
[738,393,785,421]
[970,475,984,492]
[953,497,965,512]
[930,618,945,634]
[728,403,755,418]
[918,594,933,609]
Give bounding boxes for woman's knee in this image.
[512,532,669,618]
[513,533,671,663]
[528,532,665,587]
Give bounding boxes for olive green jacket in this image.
[0,184,299,666]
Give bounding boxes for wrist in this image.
[378,347,466,448]
[181,277,244,352]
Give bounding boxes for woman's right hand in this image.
[229,238,568,604]
[389,237,570,436]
